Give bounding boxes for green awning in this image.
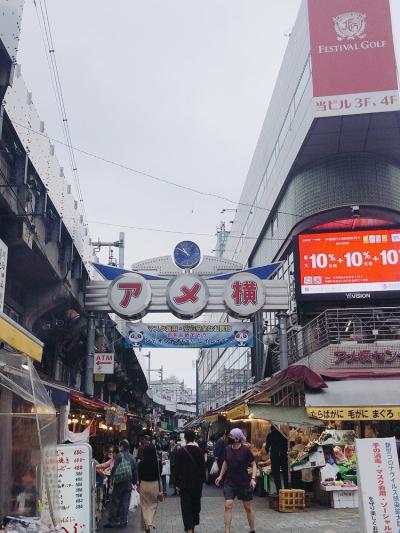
[249,404,324,428]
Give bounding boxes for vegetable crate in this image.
[279,489,305,513]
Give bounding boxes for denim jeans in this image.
[108,481,132,525]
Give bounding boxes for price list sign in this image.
[298,229,400,299]
[57,444,93,533]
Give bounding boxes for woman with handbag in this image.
[138,437,163,533]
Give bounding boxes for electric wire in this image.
[12,120,305,220]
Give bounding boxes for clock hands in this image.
[178,247,190,257]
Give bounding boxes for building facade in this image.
[0,0,148,408]
[198,0,400,414]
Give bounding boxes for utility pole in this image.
[84,313,96,396]
[278,311,289,371]
[92,232,125,268]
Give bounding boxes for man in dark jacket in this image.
[104,439,137,528]
[266,426,288,492]
[175,430,206,533]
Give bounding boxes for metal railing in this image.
[286,307,400,365]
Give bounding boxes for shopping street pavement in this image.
[99,485,361,533]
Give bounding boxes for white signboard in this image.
[57,443,93,533]
[94,352,114,374]
[0,238,8,313]
[223,272,265,318]
[108,272,152,319]
[356,438,400,532]
[167,274,209,319]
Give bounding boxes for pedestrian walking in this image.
[214,431,227,473]
[215,428,257,533]
[175,430,206,533]
[138,436,162,533]
[168,436,179,495]
[266,425,289,492]
[104,439,137,529]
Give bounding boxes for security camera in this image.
[351,205,360,218]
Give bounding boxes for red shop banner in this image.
[308,0,399,117]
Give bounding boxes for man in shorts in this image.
[215,428,257,533]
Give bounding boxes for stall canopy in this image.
[0,312,43,362]
[305,377,400,421]
[249,404,324,428]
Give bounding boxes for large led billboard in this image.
[308,0,400,117]
[297,229,400,300]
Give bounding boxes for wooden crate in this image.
[279,489,305,513]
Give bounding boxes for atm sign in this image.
[94,353,114,374]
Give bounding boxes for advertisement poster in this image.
[308,0,399,117]
[356,438,400,532]
[57,443,93,533]
[298,229,400,299]
[125,322,254,349]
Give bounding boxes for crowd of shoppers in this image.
[97,427,262,533]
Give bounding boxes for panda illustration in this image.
[128,330,144,346]
[234,330,250,347]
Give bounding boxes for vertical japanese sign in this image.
[0,238,8,313]
[356,438,400,532]
[308,0,400,117]
[57,443,93,533]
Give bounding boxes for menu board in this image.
[297,229,400,300]
[57,443,93,533]
[356,438,400,532]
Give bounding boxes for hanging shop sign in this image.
[125,322,254,349]
[167,273,209,319]
[0,238,8,313]
[108,272,151,319]
[225,403,250,420]
[356,438,400,533]
[307,406,400,421]
[86,242,288,319]
[57,443,94,533]
[94,352,114,374]
[223,272,265,318]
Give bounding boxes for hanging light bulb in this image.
[67,418,72,425]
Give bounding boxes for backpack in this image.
[113,453,132,484]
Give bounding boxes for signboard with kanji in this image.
[57,443,94,533]
[125,322,254,349]
[307,406,400,422]
[356,438,400,532]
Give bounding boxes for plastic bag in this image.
[161,459,170,476]
[210,459,219,476]
[129,486,140,511]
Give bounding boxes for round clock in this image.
[173,241,201,270]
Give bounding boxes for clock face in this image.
[173,241,201,270]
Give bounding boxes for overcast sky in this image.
[17,1,400,388]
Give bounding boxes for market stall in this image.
[0,351,58,532]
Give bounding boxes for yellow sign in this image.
[0,313,43,362]
[226,404,249,420]
[307,406,400,421]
